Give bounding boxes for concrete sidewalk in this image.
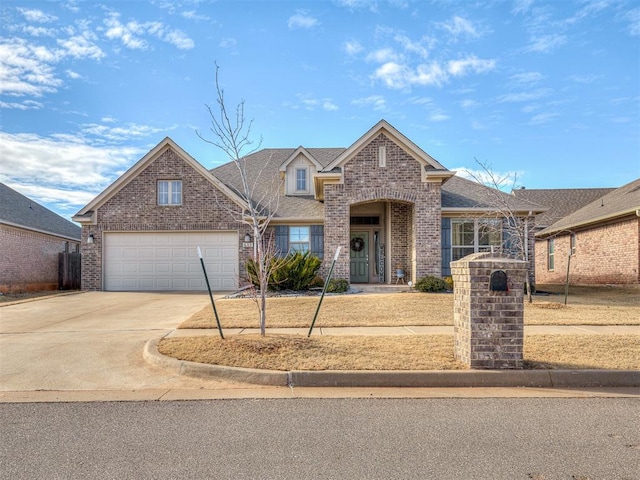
[167,324,640,337]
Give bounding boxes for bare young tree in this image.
[197,64,282,335]
[464,159,536,303]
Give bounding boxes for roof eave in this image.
[536,208,640,237]
[0,220,81,241]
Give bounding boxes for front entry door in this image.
[350,232,369,283]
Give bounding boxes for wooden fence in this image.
[58,252,81,290]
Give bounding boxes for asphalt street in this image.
[2,397,639,479]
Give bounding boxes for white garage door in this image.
[104,231,238,291]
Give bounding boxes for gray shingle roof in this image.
[537,178,640,236]
[442,175,543,212]
[513,187,615,228]
[0,183,81,240]
[211,148,543,219]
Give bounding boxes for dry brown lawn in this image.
[158,334,640,371]
[180,285,640,330]
[166,285,639,372]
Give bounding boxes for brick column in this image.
[451,252,527,369]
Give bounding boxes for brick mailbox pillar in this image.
[451,252,527,369]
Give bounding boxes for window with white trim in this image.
[289,226,310,253]
[548,238,555,270]
[158,180,182,205]
[295,168,307,192]
[570,234,576,255]
[451,219,502,261]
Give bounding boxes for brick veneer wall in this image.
[0,224,79,293]
[451,253,527,369]
[323,133,442,282]
[82,147,251,290]
[535,217,640,285]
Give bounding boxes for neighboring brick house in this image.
[532,178,640,285]
[0,183,81,293]
[73,120,542,291]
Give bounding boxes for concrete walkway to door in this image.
[0,292,244,395]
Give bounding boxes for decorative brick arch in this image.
[347,187,419,206]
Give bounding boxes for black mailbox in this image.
[490,270,508,292]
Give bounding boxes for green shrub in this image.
[246,251,322,291]
[415,275,448,293]
[326,278,349,293]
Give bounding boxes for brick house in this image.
[0,183,81,293]
[73,120,541,291]
[532,178,640,285]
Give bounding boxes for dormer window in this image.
[296,168,308,192]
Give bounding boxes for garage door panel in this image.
[104,232,238,291]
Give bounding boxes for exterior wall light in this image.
[87,233,95,244]
[244,233,251,243]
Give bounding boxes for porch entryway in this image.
[348,201,413,284]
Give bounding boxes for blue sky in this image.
[1,0,639,221]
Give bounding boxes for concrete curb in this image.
[144,338,640,389]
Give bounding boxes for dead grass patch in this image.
[158,334,640,371]
[524,335,640,370]
[180,289,640,329]
[159,334,463,371]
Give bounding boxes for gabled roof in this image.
[441,176,545,213]
[322,119,451,178]
[213,148,343,221]
[537,178,640,237]
[279,146,324,172]
[514,187,615,229]
[0,182,81,240]
[73,137,248,224]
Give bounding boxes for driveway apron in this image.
[0,292,241,391]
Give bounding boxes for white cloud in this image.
[528,112,559,125]
[453,167,524,191]
[323,100,339,111]
[334,0,379,12]
[429,113,449,122]
[372,58,493,89]
[510,72,544,84]
[525,33,567,53]
[568,74,600,84]
[17,8,58,23]
[288,11,319,29]
[65,69,81,79]
[57,34,105,59]
[497,89,552,103]
[512,0,534,16]
[104,13,194,50]
[447,56,496,76]
[366,48,400,63]
[287,94,338,111]
[0,99,44,110]
[394,34,431,59]
[343,40,364,55]
[0,38,62,96]
[351,95,387,111]
[79,122,168,142]
[625,8,640,36]
[460,99,479,109]
[181,10,210,21]
[438,16,482,40]
[22,25,56,37]
[220,37,237,48]
[0,132,141,211]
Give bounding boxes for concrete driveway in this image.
[0,292,245,396]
